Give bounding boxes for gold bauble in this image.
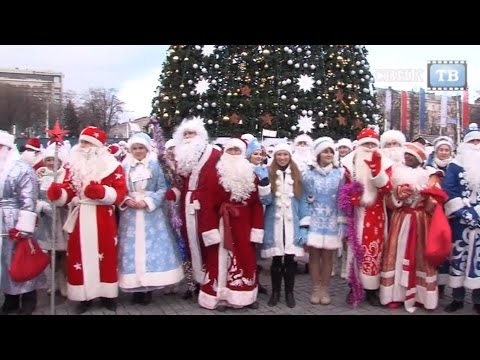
[222,116,230,121]
[163,113,169,118]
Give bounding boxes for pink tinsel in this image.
[338,181,365,307]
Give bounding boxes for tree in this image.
[79,88,125,136]
[151,45,381,140]
[63,99,80,137]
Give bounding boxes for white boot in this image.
[310,285,322,305]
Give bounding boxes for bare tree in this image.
[80,88,124,136]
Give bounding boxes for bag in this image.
[9,238,50,282]
[421,187,451,267]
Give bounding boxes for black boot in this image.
[438,285,445,299]
[140,291,152,306]
[131,292,144,304]
[257,268,268,295]
[365,289,381,307]
[267,265,282,307]
[284,260,297,308]
[2,294,20,314]
[445,300,464,313]
[19,291,37,315]
[101,297,117,312]
[75,300,92,314]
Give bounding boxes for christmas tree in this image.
[151,45,381,140]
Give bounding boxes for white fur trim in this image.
[15,210,37,233]
[299,216,310,226]
[119,266,184,289]
[360,273,380,290]
[127,136,151,151]
[444,197,465,217]
[165,139,175,149]
[250,228,264,244]
[52,188,68,207]
[371,170,389,189]
[202,229,222,247]
[357,137,380,147]
[337,216,347,224]
[67,282,118,301]
[307,233,341,250]
[79,134,103,147]
[173,117,209,144]
[97,186,117,205]
[143,197,156,212]
[224,138,247,156]
[171,187,181,204]
[273,143,292,155]
[434,139,453,151]
[380,130,406,148]
[313,138,335,158]
[258,184,271,197]
[118,196,132,211]
[294,134,313,146]
[337,138,353,150]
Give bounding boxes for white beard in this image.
[381,147,404,164]
[0,147,11,169]
[20,150,38,166]
[353,147,378,206]
[68,146,116,193]
[292,147,313,168]
[217,153,255,202]
[458,142,480,191]
[175,136,207,177]
[392,163,429,189]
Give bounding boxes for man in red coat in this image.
[166,117,222,292]
[47,126,127,314]
[341,128,393,306]
[196,138,264,311]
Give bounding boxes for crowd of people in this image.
[1,117,479,315]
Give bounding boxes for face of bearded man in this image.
[292,146,313,166]
[20,149,37,166]
[458,142,480,191]
[217,153,255,202]
[68,145,112,193]
[175,135,207,177]
[354,145,379,206]
[381,146,404,164]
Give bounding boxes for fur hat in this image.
[79,126,106,147]
[380,130,406,148]
[273,143,293,156]
[464,123,480,144]
[172,117,208,145]
[108,144,122,158]
[294,134,313,147]
[241,133,256,144]
[433,136,454,151]
[245,139,262,158]
[224,138,247,156]
[0,130,14,149]
[336,138,353,151]
[313,137,335,157]
[357,128,380,147]
[404,142,427,164]
[25,137,42,151]
[165,139,175,149]
[127,133,152,151]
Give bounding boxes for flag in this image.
[262,129,277,138]
[440,94,448,128]
[463,89,470,128]
[419,88,426,130]
[401,91,408,131]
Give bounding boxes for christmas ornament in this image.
[297,74,314,92]
[194,78,210,95]
[201,45,216,57]
[297,115,314,133]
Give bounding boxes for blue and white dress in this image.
[118,156,184,292]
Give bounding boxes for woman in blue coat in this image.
[258,143,309,308]
[117,133,184,305]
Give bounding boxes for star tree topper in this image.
[202,45,216,57]
[45,120,69,145]
[297,115,314,133]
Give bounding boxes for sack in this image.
[9,238,50,282]
[425,204,452,267]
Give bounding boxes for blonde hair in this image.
[269,157,303,198]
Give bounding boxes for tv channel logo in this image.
[428,61,467,90]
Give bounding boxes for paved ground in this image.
[23,260,477,316]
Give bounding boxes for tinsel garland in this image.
[338,180,365,307]
[150,116,187,261]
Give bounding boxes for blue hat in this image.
[464,123,480,143]
[245,139,262,158]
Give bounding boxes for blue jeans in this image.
[452,287,480,304]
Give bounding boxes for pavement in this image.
[20,259,477,316]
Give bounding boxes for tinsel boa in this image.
[150,116,187,261]
[338,181,365,307]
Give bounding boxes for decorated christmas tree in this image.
[151,45,381,140]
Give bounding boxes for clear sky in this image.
[0,45,479,122]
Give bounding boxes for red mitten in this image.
[47,183,63,201]
[8,228,28,242]
[165,189,176,202]
[364,150,382,177]
[84,181,106,200]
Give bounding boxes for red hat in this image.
[108,144,122,158]
[79,126,106,147]
[356,128,380,147]
[25,138,42,151]
[404,142,426,164]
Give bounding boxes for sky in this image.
[0,45,479,122]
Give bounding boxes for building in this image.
[0,68,64,104]
[109,116,151,138]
